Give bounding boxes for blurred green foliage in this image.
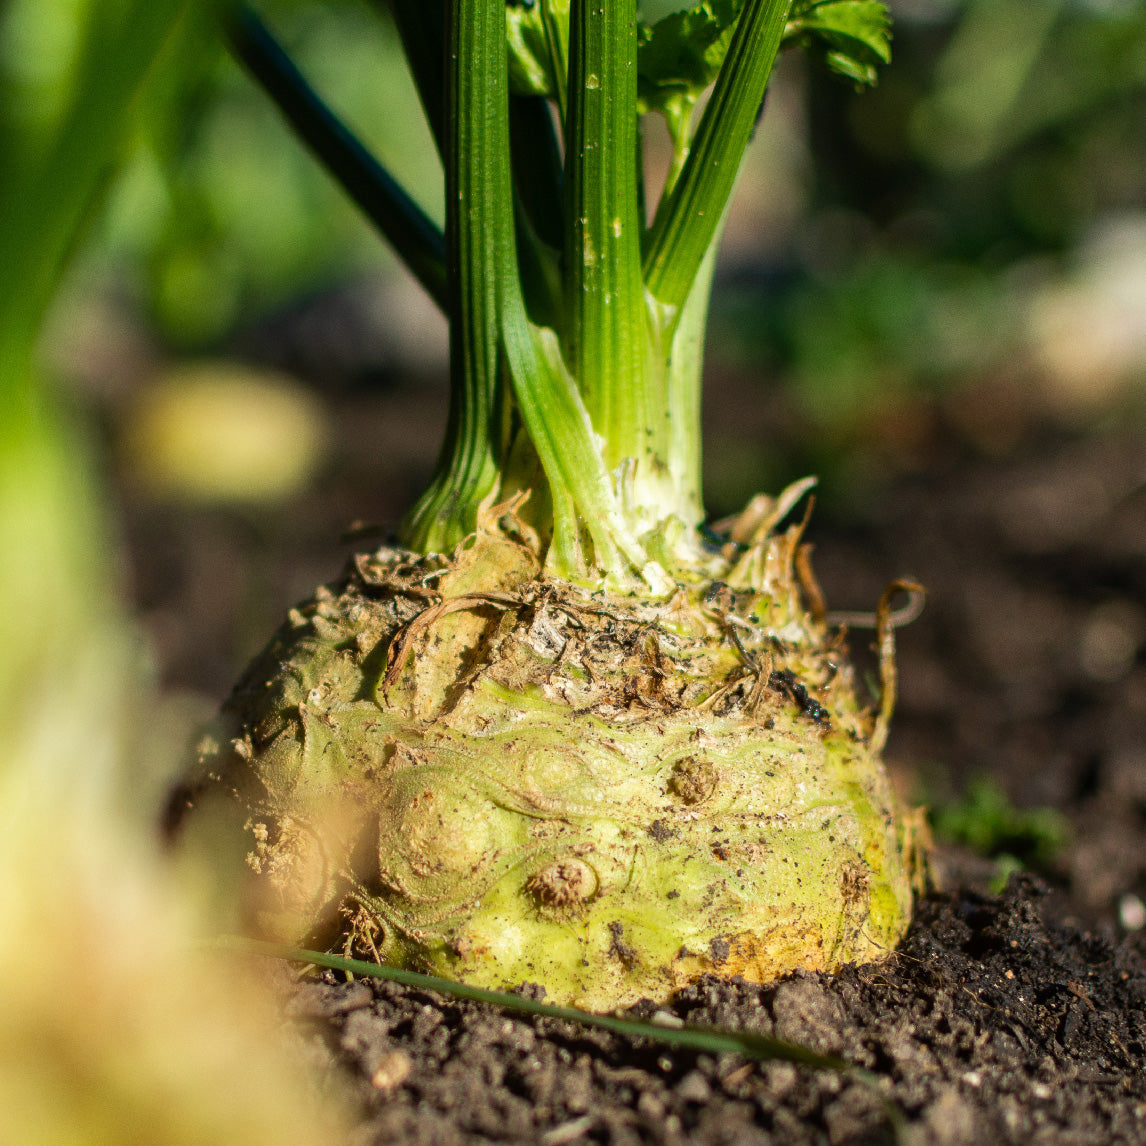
[2,0,441,348]
[717,253,1011,423]
[930,774,1071,887]
[690,0,1146,511]
[806,0,1146,253]
[766,0,1146,416]
[0,0,196,794]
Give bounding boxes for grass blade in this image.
[218,936,847,1068]
[220,936,906,1140]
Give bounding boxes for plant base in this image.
[174,506,922,1010]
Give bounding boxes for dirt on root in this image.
[274,875,1146,1146]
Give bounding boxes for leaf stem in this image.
[227,3,447,311]
[401,0,508,551]
[663,233,722,526]
[643,0,791,313]
[564,0,658,473]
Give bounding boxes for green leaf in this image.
[507,4,553,94]
[509,1,890,122]
[509,0,750,117]
[402,0,507,552]
[563,0,658,477]
[785,0,891,87]
[636,0,746,116]
[506,0,571,116]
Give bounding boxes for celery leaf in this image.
[506,0,570,103]
[506,0,891,110]
[785,0,891,87]
[637,0,747,116]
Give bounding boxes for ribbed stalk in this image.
[663,236,721,526]
[644,0,791,313]
[400,0,507,552]
[563,0,660,474]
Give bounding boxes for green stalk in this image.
[663,235,721,526]
[400,0,507,553]
[393,0,648,580]
[387,0,447,154]
[643,0,791,313]
[479,6,648,580]
[209,0,892,581]
[227,5,447,312]
[389,3,566,334]
[563,0,660,476]
[661,97,696,201]
[499,308,649,581]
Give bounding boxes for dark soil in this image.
[279,875,1146,1146]
[807,424,1146,930]
[115,348,1146,1143]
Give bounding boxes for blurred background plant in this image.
[927,772,1071,891]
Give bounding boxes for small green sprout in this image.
[931,774,1070,880]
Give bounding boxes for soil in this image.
[113,341,1146,1143]
[276,874,1146,1146]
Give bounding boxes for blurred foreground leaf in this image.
[0,4,346,1140]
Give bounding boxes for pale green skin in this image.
[184,528,918,1010]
